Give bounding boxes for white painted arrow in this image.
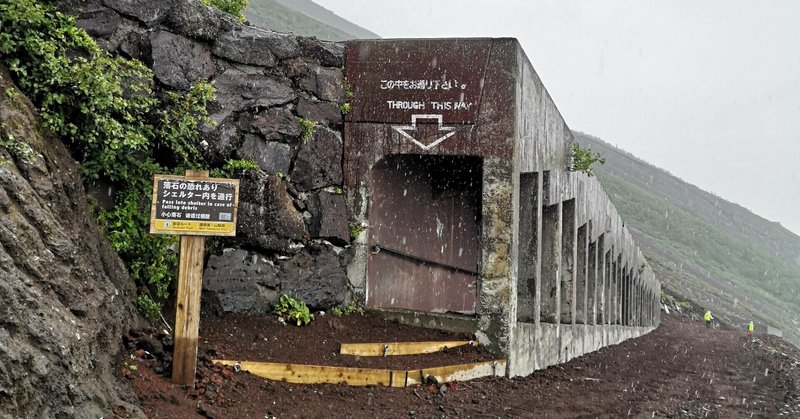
[391,114,457,150]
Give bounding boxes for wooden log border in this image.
[339,340,477,357]
[213,359,506,387]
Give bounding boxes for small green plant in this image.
[339,102,351,115]
[201,0,248,21]
[4,85,18,99]
[273,294,314,326]
[331,301,364,317]
[349,222,367,241]
[343,79,354,100]
[211,158,259,178]
[570,143,605,176]
[0,132,37,163]
[136,293,162,323]
[298,118,317,141]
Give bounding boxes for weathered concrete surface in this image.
[344,38,660,377]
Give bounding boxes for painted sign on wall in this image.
[345,39,490,125]
[149,174,240,236]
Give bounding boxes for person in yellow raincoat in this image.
[748,321,754,334]
[704,310,713,328]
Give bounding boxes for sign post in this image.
[149,170,240,387]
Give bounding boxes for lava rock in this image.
[237,135,293,174]
[149,30,216,90]
[211,68,296,123]
[248,107,301,139]
[277,243,350,309]
[213,26,300,67]
[203,249,280,315]
[306,190,349,245]
[165,0,239,41]
[76,7,121,38]
[297,36,344,68]
[297,64,345,102]
[290,126,343,191]
[103,0,174,26]
[296,98,343,127]
[236,170,308,252]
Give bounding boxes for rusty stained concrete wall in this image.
[342,38,660,377]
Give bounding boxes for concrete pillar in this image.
[540,202,561,324]
[610,255,617,325]
[607,256,613,326]
[621,264,628,326]
[625,267,631,326]
[631,278,642,326]
[576,223,588,324]
[587,239,597,325]
[560,199,576,324]
[623,264,630,326]
[619,260,625,325]
[634,275,640,327]
[637,273,642,327]
[517,172,540,322]
[596,244,605,325]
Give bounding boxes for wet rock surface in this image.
[0,65,142,418]
[149,30,216,90]
[203,249,280,315]
[65,0,354,320]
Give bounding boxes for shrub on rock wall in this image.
[2,0,354,321]
[0,0,245,322]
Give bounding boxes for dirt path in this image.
[121,313,800,418]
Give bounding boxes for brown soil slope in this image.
[122,313,800,418]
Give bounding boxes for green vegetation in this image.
[343,79,354,100]
[339,102,351,115]
[273,294,314,326]
[0,0,250,323]
[570,143,605,176]
[211,158,259,178]
[0,130,37,163]
[331,301,364,317]
[348,222,366,241]
[597,169,800,313]
[202,0,248,21]
[298,117,317,141]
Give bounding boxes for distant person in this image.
[748,321,754,334]
[704,310,713,328]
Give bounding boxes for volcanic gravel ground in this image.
[119,313,800,418]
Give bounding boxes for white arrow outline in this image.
[391,114,457,150]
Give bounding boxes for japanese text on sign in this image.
[150,175,239,237]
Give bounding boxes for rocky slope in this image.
[0,65,142,418]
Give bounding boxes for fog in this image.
[314,0,800,236]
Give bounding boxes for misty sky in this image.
[314,0,800,236]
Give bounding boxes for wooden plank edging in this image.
[339,340,476,356]
[212,359,506,387]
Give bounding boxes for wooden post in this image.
[172,170,208,386]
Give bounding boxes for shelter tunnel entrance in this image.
[367,154,483,314]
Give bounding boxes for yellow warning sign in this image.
[149,174,239,237]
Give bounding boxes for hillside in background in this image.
[577,132,800,347]
[245,0,379,40]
